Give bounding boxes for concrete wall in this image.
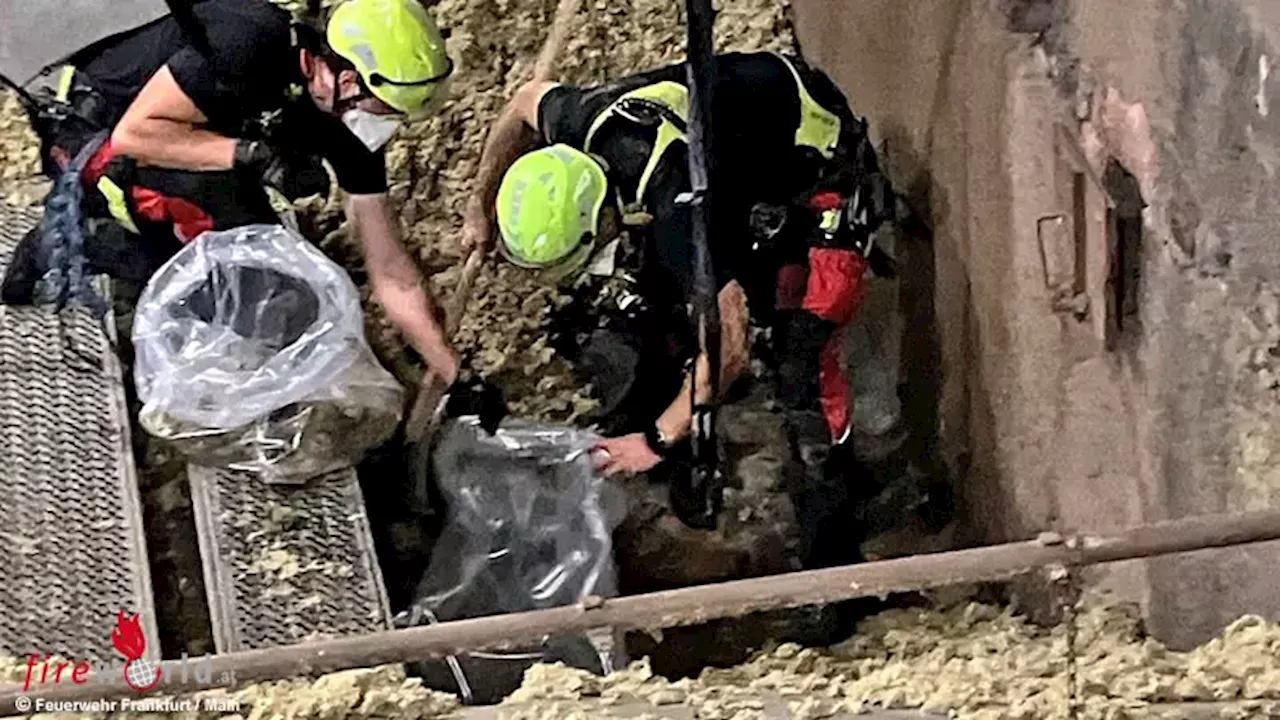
[792,0,1280,648]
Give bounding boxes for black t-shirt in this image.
[537,51,857,308]
[70,0,386,194]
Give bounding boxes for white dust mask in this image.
[342,109,402,152]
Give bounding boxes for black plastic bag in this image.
[399,418,628,704]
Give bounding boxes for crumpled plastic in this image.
[131,223,404,483]
[402,417,628,705]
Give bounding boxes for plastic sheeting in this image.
[403,418,628,704]
[132,224,404,483]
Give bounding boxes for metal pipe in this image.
[5,507,1280,715]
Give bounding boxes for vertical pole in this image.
[678,0,723,529]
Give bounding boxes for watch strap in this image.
[643,423,669,457]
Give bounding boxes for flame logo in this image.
[111,611,160,691]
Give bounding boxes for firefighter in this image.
[465,51,895,572]
[0,0,499,408]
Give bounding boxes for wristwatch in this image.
[643,422,673,457]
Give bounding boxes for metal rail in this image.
[4,507,1280,715]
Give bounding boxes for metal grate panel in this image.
[188,464,392,652]
[0,202,156,663]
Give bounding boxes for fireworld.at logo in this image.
[111,611,159,691]
[21,610,234,691]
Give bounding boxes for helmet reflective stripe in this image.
[326,0,453,117]
[346,41,378,70]
[496,145,608,270]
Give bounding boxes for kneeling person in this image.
[5,0,468,392]
[468,51,895,571]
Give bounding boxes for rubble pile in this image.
[0,92,45,207]
[498,593,1280,720]
[0,662,460,720]
[194,665,462,720]
[5,593,1280,719]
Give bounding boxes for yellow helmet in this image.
[496,145,609,283]
[326,0,454,118]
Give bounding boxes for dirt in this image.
[1,662,461,720]
[0,93,46,207]
[8,592,1280,720]
[491,592,1280,720]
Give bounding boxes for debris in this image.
[0,92,46,207]
[5,593,1280,718]
[1036,531,1064,546]
[482,593,1280,720]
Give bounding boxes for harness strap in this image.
[581,56,844,221]
[766,52,842,160]
[55,66,76,104]
[584,81,692,224]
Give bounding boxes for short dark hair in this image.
[291,22,355,75]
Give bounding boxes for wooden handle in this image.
[402,0,585,444]
[533,0,584,83]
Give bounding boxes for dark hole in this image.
[1000,0,1065,34]
[1104,160,1145,351]
[176,265,320,351]
[1072,172,1088,297]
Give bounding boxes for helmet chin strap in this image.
[326,79,403,151]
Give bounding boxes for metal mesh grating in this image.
[0,202,156,663]
[188,464,392,652]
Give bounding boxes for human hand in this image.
[592,433,663,477]
[461,201,494,253]
[233,140,328,200]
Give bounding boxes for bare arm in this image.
[656,281,751,443]
[347,193,461,385]
[111,66,237,170]
[462,80,560,249]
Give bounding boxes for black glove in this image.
[233,139,329,201]
[443,377,509,434]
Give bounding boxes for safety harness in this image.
[564,53,856,352]
[581,52,843,228]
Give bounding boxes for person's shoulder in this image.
[715,50,794,80]
[221,0,293,28]
[202,0,295,79]
[536,83,600,144]
[203,0,293,49]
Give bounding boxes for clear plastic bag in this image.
[403,418,628,704]
[131,224,404,483]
